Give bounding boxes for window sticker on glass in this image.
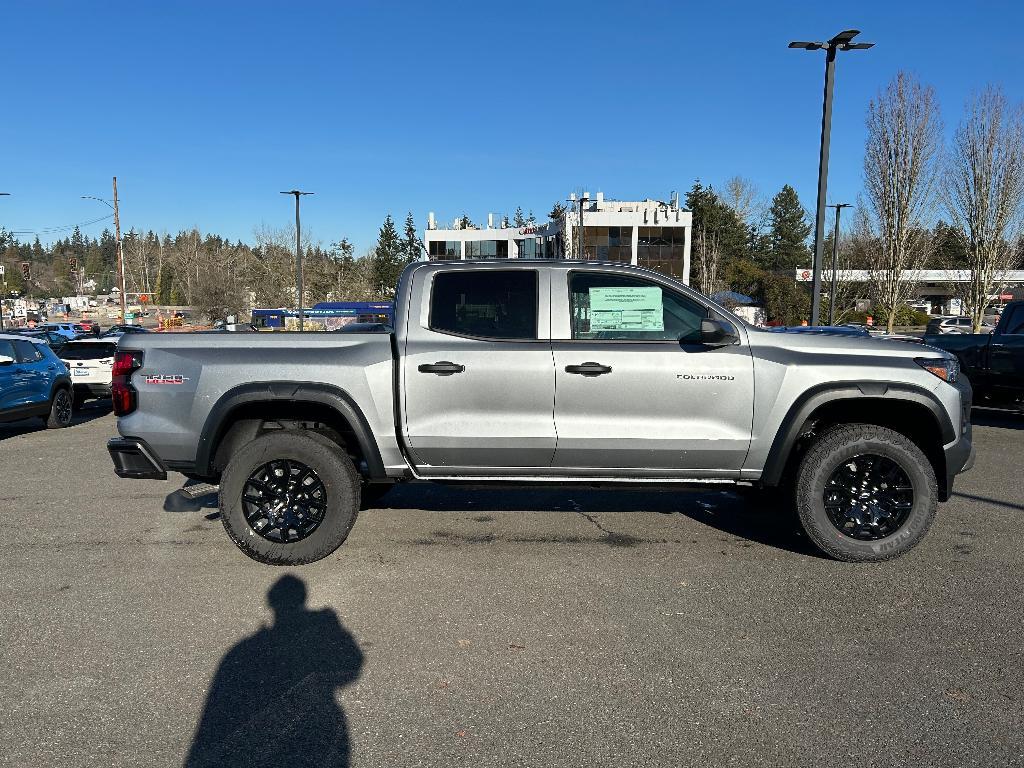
[589,286,664,332]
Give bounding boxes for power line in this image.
[8,212,114,236]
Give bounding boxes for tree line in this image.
[1,212,423,320]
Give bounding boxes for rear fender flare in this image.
[195,382,386,479]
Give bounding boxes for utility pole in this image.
[566,192,589,259]
[113,177,126,322]
[280,190,314,331]
[827,203,852,325]
[789,30,873,326]
[0,192,9,331]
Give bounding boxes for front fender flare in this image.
[760,382,955,487]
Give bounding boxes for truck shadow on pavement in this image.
[376,484,822,558]
[0,399,112,441]
[183,574,364,768]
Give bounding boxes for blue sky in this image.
[3,0,1023,254]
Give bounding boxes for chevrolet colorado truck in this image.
[107,260,975,565]
[924,300,1024,409]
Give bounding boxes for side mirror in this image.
[700,318,738,347]
[0,354,14,366]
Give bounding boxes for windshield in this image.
[60,342,118,360]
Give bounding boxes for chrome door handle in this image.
[565,362,612,376]
[418,361,465,376]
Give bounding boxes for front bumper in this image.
[107,437,167,480]
[940,381,975,500]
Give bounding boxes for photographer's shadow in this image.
[184,575,363,767]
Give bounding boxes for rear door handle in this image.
[565,362,612,376]
[418,361,465,376]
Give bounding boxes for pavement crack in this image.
[575,511,640,548]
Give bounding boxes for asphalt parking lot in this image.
[1,405,1022,768]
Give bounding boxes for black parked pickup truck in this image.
[925,300,1024,408]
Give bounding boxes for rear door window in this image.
[429,270,538,340]
[0,339,15,361]
[13,340,44,363]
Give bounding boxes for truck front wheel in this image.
[795,424,937,562]
[219,430,360,565]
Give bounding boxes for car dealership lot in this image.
[1,406,1022,767]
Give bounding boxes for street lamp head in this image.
[280,190,314,196]
[842,42,875,50]
[789,41,823,50]
[829,29,861,45]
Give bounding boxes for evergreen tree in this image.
[70,226,86,260]
[548,202,567,221]
[763,185,811,272]
[371,214,403,297]
[457,214,475,230]
[513,206,526,227]
[402,212,422,264]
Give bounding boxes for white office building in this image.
[424,192,693,284]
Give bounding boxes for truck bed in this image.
[115,331,402,472]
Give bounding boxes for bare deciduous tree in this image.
[723,175,761,227]
[693,223,722,296]
[863,72,944,332]
[945,86,1024,331]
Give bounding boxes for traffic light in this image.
[20,262,30,281]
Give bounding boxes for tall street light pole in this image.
[280,190,313,331]
[0,192,9,331]
[82,180,127,322]
[827,203,852,325]
[789,29,873,326]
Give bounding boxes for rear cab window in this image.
[1000,305,1024,335]
[568,271,710,342]
[60,342,119,360]
[429,270,538,340]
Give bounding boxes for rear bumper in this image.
[107,437,167,480]
[73,383,111,397]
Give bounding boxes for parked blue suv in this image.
[0,334,74,428]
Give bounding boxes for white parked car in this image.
[58,338,119,407]
[925,316,995,335]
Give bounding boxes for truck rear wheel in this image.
[795,424,937,562]
[219,430,360,565]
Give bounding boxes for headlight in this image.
[915,356,959,383]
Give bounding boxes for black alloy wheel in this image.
[55,390,72,424]
[823,454,914,541]
[242,459,327,543]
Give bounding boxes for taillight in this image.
[112,350,143,377]
[111,350,143,416]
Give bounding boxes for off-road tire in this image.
[44,388,73,429]
[795,424,937,562]
[219,430,360,565]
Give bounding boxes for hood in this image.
[748,325,952,361]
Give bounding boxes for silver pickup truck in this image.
[108,260,975,565]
